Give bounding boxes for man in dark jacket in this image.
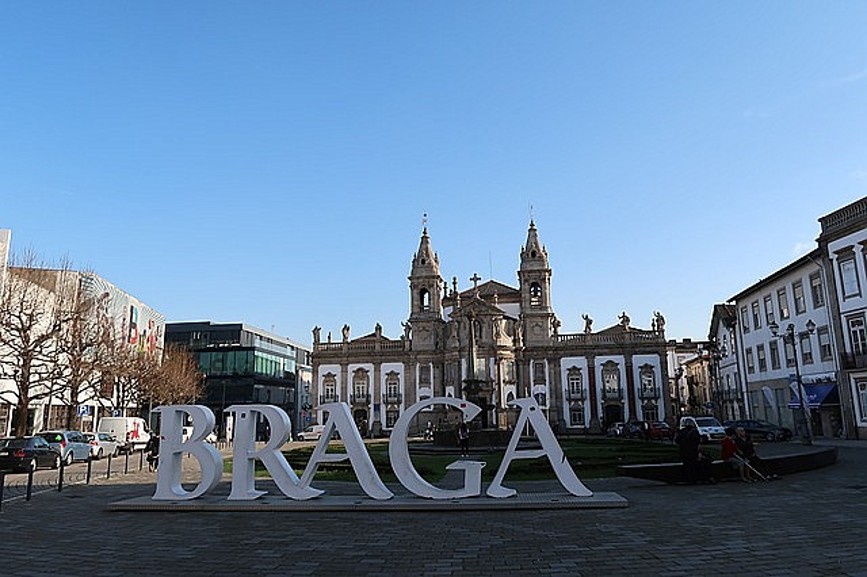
[675,421,702,484]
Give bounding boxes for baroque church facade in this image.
[311,221,670,435]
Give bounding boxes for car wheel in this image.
[64,452,74,466]
[96,448,104,460]
[52,455,60,469]
[766,432,776,442]
[29,458,38,473]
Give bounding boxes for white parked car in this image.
[83,432,120,459]
[297,425,326,441]
[679,416,726,443]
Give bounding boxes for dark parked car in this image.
[647,421,674,440]
[723,419,793,442]
[0,436,61,473]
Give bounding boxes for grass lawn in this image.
[228,437,722,483]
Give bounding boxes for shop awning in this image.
[787,384,839,409]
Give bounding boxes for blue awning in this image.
[787,384,839,409]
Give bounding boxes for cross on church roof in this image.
[470,273,481,294]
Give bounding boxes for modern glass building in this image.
[165,321,310,439]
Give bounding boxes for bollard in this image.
[58,457,65,492]
[0,472,5,512]
[26,467,34,501]
[124,451,129,475]
[106,453,113,479]
[86,456,93,485]
[139,449,144,471]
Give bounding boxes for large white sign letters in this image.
[151,397,592,502]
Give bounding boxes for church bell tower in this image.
[518,219,555,346]
[407,225,444,350]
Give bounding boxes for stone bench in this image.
[616,446,838,484]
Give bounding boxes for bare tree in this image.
[54,279,114,430]
[0,252,77,435]
[140,343,203,407]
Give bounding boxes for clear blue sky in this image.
[2,2,866,345]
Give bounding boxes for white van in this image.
[297,424,326,441]
[97,417,152,453]
[679,416,726,443]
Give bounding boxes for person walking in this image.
[456,419,470,457]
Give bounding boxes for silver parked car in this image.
[83,432,120,459]
[37,430,92,465]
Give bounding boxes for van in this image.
[297,424,326,442]
[679,416,726,443]
[97,417,152,453]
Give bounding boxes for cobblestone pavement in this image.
[2,440,866,577]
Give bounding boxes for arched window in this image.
[352,368,369,404]
[322,372,337,403]
[420,289,431,311]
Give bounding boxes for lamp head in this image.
[769,320,779,336]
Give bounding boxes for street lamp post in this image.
[769,319,816,446]
[673,367,684,421]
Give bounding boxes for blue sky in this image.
[2,2,866,345]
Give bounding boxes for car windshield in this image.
[3,438,28,448]
[695,418,722,427]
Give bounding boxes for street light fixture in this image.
[769,319,815,446]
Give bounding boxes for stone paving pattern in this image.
[2,440,867,576]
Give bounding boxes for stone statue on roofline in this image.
[581,314,593,334]
[618,311,631,330]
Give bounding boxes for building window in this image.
[740,306,750,333]
[769,340,781,370]
[569,402,585,427]
[641,402,658,422]
[529,283,543,307]
[746,348,755,374]
[385,371,401,403]
[567,367,583,397]
[858,381,867,422]
[784,340,795,368]
[817,326,832,361]
[849,316,867,356]
[639,365,657,398]
[533,361,546,385]
[386,410,399,428]
[793,281,806,315]
[757,344,767,372]
[764,295,775,326]
[840,255,860,299]
[419,365,431,386]
[800,334,813,365]
[810,273,825,309]
[751,301,761,330]
[777,288,790,320]
[323,373,337,403]
[602,362,620,399]
[353,368,369,402]
[420,289,431,311]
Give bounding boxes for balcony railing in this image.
[602,389,622,401]
[319,394,339,404]
[350,394,370,405]
[565,389,586,401]
[638,387,659,400]
[384,393,402,404]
